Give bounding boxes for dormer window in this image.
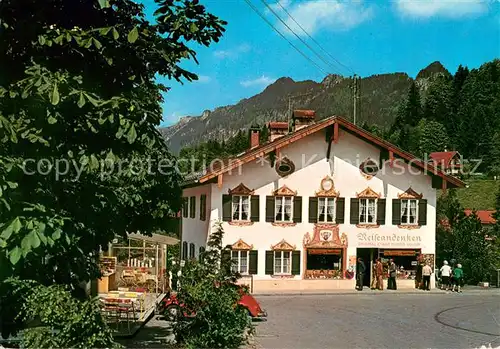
[393,188,427,228]
[222,183,259,225]
[350,187,385,227]
[232,195,250,221]
[266,185,302,226]
[309,177,345,225]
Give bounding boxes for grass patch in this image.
[443,179,499,210]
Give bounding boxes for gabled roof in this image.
[464,209,496,225]
[183,116,466,189]
[429,151,460,168]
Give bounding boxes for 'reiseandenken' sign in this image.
[356,232,422,248]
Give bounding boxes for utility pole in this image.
[352,74,359,125]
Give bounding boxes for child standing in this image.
[453,264,464,292]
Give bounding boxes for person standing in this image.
[422,263,433,291]
[375,258,384,290]
[387,259,397,290]
[440,260,452,291]
[356,257,366,291]
[415,259,423,289]
[453,264,464,292]
[370,259,377,290]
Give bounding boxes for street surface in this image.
[254,292,500,349]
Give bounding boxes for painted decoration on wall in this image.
[345,255,357,279]
[303,225,347,248]
[398,187,423,199]
[421,253,435,268]
[359,158,379,179]
[315,176,340,197]
[275,156,295,177]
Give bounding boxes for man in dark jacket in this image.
[356,258,366,291]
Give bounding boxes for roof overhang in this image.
[182,116,465,189]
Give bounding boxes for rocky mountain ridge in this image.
[159,62,449,153]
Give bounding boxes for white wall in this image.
[181,184,211,258]
[191,128,437,278]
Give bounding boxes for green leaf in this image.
[127,27,139,43]
[106,57,113,66]
[21,234,31,252]
[126,124,137,144]
[112,27,120,40]
[31,231,41,249]
[115,128,124,139]
[89,155,99,170]
[77,92,86,108]
[0,217,21,240]
[98,0,110,8]
[93,38,102,49]
[50,84,60,105]
[85,93,100,107]
[108,114,115,123]
[48,115,57,124]
[38,35,46,45]
[9,247,21,265]
[100,27,112,35]
[52,229,62,241]
[6,181,17,189]
[190,23,198,33]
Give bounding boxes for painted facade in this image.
[180,117,463,292]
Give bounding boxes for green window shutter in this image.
[350,198,359,224]
[265,196,275,222]
[265,250,274,274]
[222,195,232,221]
[249,250,258,274]
[418,199,427,226]
[250,195,260,222]
[182,198,188,218]
[182,241,188,260]
[377,198,386,225]
[308,197,318,223]
[189,196,195,218]
[291,251,301,275]
[200,194,206,221]
[392,199,402,225]
[293,196,302,223]
[336,197,345,224]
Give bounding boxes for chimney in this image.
[249,124,260,149]
[292,110,315,131]
[268,121,289,142]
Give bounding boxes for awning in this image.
[126,232,179,245]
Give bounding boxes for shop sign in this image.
[383,250,417,256]
[356,232,423,248]
[308,248,341,255]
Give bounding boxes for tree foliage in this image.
[436,190,500,284]
[0,0,226,339]
[173,222,252,349]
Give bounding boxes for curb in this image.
[253,289,500,296]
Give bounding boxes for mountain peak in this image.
[416,61,449,80]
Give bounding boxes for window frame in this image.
[231,250,249,275]
[182,198,188,218]
[400,199,419,225]
[231,195,251,221]
[318,197,336,223]
[274,196,293,222]
[273,250,292,275]
[359,198,377,225]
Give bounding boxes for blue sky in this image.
[143,0,500,126]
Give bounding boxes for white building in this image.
[180,112,465,292]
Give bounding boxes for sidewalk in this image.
[254,286,500,296]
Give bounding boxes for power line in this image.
[260,0,341,75]
[274,0,355,75]
[243,0,328,76]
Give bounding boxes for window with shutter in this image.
[231,250,249,274]
[318,197,336,223]
[182,197,188,218]
[377,199,386,225]
[189,243,195,259]
[418,199,427,226]
[396,188,425,227]
[249,250,258,274]
[350,198,360,224]
[189,196,195,218]
[309,197,318,223]
[273,251,291,274]
[250,195,260,222]
[232,195,250,221]
[269,185,298,225]
[200,194,206,221]
[336,197,345,224]
[265,250,274,274]
[182,241,188,260]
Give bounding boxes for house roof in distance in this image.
[429,151,459,168]
[293,110,316,118]
[268,121,289,129]
[464,209,496,225]
[182,116,466,189]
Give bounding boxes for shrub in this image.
[173,222,253,349]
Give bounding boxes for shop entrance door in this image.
[356,248,376,287]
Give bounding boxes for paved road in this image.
[254,292,500,349]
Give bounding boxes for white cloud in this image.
[240,75,276,87]
[394,0,490,18]
[213,43,251,59]
[195,75,211,83]
[269,0,374,36]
